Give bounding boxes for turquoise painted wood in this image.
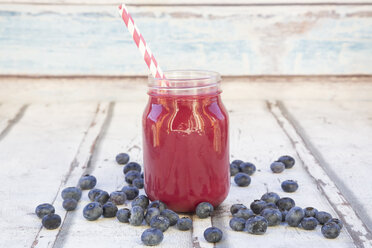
[0,4,372,75]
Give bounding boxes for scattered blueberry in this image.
[145,207,161,224]
[177,217,192,231]
[125,170,141,184]
[204,227,223,243]
[301,217,319,230]
[116,208,131,223]
[130,206,144,226]
[116,153,130,165]
[88,188,103,201]
[276,197,296,211]
[109,191,127,205]
[315,211,332,225]
[122,186,139,200]
[270,161,285,173]
[94,190,110,205]
[141,172,144,179]
[83,202,103,221]
[281,210,288,222]
[35,203,55,218]
[230,163,240,177]
[285,206,305,227]
[229,217,246,231]
[326,218,343,230]
[150,215,170,232]
[245,215,268,235]
[321,221,341,239]
[261,208,282,226]
[304,207,318,218]
[231,159,244,166]
[78,174,97,190]
[141,228,164,246]
[132,195,150,209]
[234,173,251,187]
[161,209,179,226]
[278,155,295,169]
[281,180,299,193]
[261,202,278,212]
[102,202,118,218]
[230,203,247,215]
[196,202,214,219]
[123,162,141,174]
[261,192,280,204]
[250,200,267,214]
[62,199,78,211]
[148,200,167,212]
[239,162,256,176]
[233,208,254,220]
[133,178,144,189]
[61,187,82,201]
[42,213,61,230]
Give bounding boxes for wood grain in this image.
[0,103,27,141]
[0,4,371,76]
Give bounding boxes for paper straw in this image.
[118,4,165,80]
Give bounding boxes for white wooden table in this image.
[1,77,372,248]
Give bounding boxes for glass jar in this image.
[142,70,230,212]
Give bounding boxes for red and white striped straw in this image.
[118,4,165,80]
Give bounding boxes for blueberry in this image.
[234,173,251,187]
[161,209,179,226]
[78,174,97,190]
[196,202,214,219]
[125,170,141,184]
[122,186,139,200]
[130,206,144,226]
[301,217,319,230]
[261,208,282,226]
[321,222,341,239]
[150,215,170,232]
[132,195,150,209]
[229,217,246,231]
[109,191,127,205]
[239,162,256,176]
[230,163,240,177]
[244,215,268,235]
[35,203,55,218]
[62,199,78,211]
[88,188,103,201]
[278,155,295,169]
[145,207,161,224]
[233,209,254,220]
[148,200,167,212]
[281,210,288,222]
[42,213,61,230]
[141,228,164,246]
[261,192,280,204]
[231,159,244,166]
[141,172,144,178]
[281,180,299,193]
[116,153,130,165]
[94,190,110,205]
[315,211,332,225]
[83,202,103,221]
[276,197,296,211]
[230,203,247,215]
[123,162,141,174]
[285,206,305,227]
[270,161,285,173]
[61,187,82,201]
[304,207,318,217]
[326,218,343,229]
[250,200,267,214]
[204,227,223,243]
[102,202,118,218]
[133,178,144,189]
[116,208,131,223]
[261,202,278,212]
[177,217,192,231]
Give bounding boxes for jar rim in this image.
[148,70,221,87]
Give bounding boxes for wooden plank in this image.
[211,100,357,248]
[1,5,371,76]
[0,103,27,141]
[277,100,372,234]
